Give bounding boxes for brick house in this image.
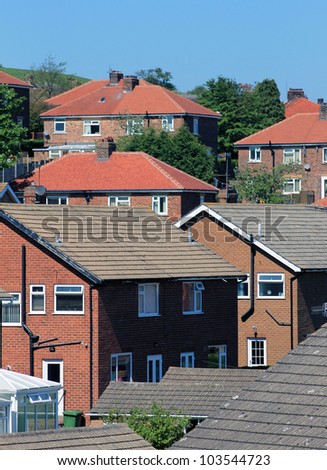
[235,100,327,202]
[12,141,218,220]
[0,71,32,129]
[40,71,221,156]
[0,204,244,415]
[176,203,327,367]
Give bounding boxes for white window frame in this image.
[138,283,159,317]
[283,178,301,194]
[147,354,162,382]
[322,148,327,163]
[183,281,204,315]
[249,147,261,162]
[108,195,131,207]
[283,148,301,164]
[30,285,45,314]
[237,275,250,299]
[54,285,84,314]
[46,196,68,205]
[83,120,101,136]
[161,115,174,132]
[152,195,168,215]
[126,116,144,135]
[257,273,285,299]
[247,338,267,367]
[42,360,64,416]
[2,293,21,326]
[322,176,327,198]
[180,352,195,368]
[54,118,66,134]
[111,353,132,382]
[49,149,62,160]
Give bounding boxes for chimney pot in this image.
[122,75,139,93]
[109,71,124,86]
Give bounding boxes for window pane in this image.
[238,279,249,297]
[32,294,44,311]
[111,354,132,382]
[183,283,194,312]
[250,340,265,366]
[56,286,82,293]
[56,294,83,311]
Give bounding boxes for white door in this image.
[43,360,64,415]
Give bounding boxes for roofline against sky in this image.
[41,113,221,120]
[175,204,302,273]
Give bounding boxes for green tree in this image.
[0,85,27,168]
[136,68,176,91]
[234,164,300,203]
[105,403,191,449]
[117,125,215,183]
[198,76,285,154]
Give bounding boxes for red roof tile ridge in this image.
[45,80,106,105]
[142,153,184,189]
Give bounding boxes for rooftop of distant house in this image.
[0,71,32,88]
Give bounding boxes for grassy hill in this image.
[0,66,90,85]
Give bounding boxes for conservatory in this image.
[0,369,61,433]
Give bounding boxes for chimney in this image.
[96,139,116,161]
[24,185,36,204]
[287,88,306,102]
[318,98,324,105]
[109,70,124,85]
[320,102,327,120]
[122,75,139,93]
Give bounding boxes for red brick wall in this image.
[190,216,298,366]
[0,218,239,414]
[238,146,327,201]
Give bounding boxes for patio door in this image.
[147,354,162,382]
[43,360,64,415]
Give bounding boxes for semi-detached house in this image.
[0,204,244,416]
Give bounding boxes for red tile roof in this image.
[45,80,108,106]
[285,97,320,118]
[0,71,32,88]
[235,112,327,146]
[41,80,220,118]
[16,152,217,192]
[312,197,327,207]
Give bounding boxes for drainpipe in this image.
[89,285,95,411]
[290,272,304,351]
[21,244,39,376]
[241,234,255,322]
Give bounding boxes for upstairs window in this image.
[323,148,327,163]
[54,119,66,133]
[83,120,100,135]
[258,274,284,299]
[54,285,84,314]
[161,115,174,132]
[283,148,301,164]
[249,147,261,162]
[46,196,68,205]
[138,283,159,317]
[2,293,21,325]
[152,195,168,215]
[183,282,204,314]
[126,117,144,135]
[30,285,45,314]
[108,195,130,207]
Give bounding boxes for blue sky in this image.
[1,0,326,101]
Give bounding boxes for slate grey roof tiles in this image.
[0,205,244,281]
[0,423,153,450]
[172,324,327,449]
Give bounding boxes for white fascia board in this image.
[175,205,302,273]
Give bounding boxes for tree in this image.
[234,164,300,203]
[198,76,285,154]
[0,85,27,168]
[105,403,191,449]
[136,68,176,91]
[117,125,215,183]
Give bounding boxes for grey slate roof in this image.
[91,367,262,419]
[0,204,244,281]
[173,324,327,450]
[181,203,327,271]
[0,423,153,450]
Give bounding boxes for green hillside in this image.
[0,66,90,85]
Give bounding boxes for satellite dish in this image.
[35,185,46,196]
[304,163,311,171]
